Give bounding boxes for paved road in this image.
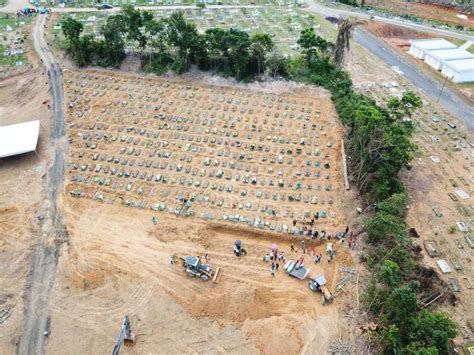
[354,28,473,130]
[305,1,474,41]
[18,13,68,355]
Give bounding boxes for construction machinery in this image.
[308,275,334,305]
[112,316,135,355]
[233,240,247,257]
[180,256,221,283]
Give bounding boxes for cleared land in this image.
[20,68,360,354]
[363,0,474,27]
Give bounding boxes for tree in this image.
[97,14,127,67]
[145,19,170,66]
[378,260,401,287]
[386,281,419,330]
[408,310,458,354]
[62,17,83,44]
[224,28,251,80]
[334,18,366,67]
[166,11,200,70]
[250,32,274,75]
[266,49,287,78]
[204,28,227,70]
[120,5,153,53]
[72,34,96,67]
[388,91,422,122]
[297,28,332,63]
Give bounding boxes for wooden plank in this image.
[341,139,349,191]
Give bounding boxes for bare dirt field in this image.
[346,41,474,349]
[364,0,474,27]
[0,68,360,354]
[0,69,51,353]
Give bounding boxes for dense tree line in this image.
[285,30,457,354]
[62,7,277,80]
[62,8,458,352]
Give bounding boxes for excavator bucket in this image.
[124,334,135,347]
[212,266,222,283]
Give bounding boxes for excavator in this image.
[112,316,135,355]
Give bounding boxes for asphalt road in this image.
[354,28,474,130]
[18,14,68,355]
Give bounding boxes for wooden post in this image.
[341,139,350,190]
[356,272,359,307]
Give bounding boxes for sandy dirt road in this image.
[17,14,68,355]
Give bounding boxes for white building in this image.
[0,120,40,158]
[441,58,474,83]
[425,48,474,70]
[408,38,456,59]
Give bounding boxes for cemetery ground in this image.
[48,68,360,353]
[0,13,32,79]
[0,6,472,354]
[0,56,362,353]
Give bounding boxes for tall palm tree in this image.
[334,18,367,67]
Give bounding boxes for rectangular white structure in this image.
[0,120,40,158]
[441,58,474,83]
[425,48,474,70]
[408,38,456,59]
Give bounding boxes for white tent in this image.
[408,38,456,59]
[441,58,474,83]
[425,48,474,70]
[0,120,40,158]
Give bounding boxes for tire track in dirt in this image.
[18,14,68,355]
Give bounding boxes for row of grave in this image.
[70,114,328,133]
[72,148,334,172]
[68,189,338,233]
[69,119,331,144]
[69,169,336,200]
[70,134,335,161]
[70,85,321,107]
[69,94,324,117]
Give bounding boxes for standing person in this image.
[348,239,353,249]
[276,262,279,271]
[345,226,349,236]
[310,219,314,227]
[152,216,157,225]
[293,219,297,227]
[300,240,305,253]
[205,253,210,262]
[315,212,319,220]
[271,262,276,276]
[290,243,295,252]
[169,255,174,264]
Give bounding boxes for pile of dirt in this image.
[364,22,434,49]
